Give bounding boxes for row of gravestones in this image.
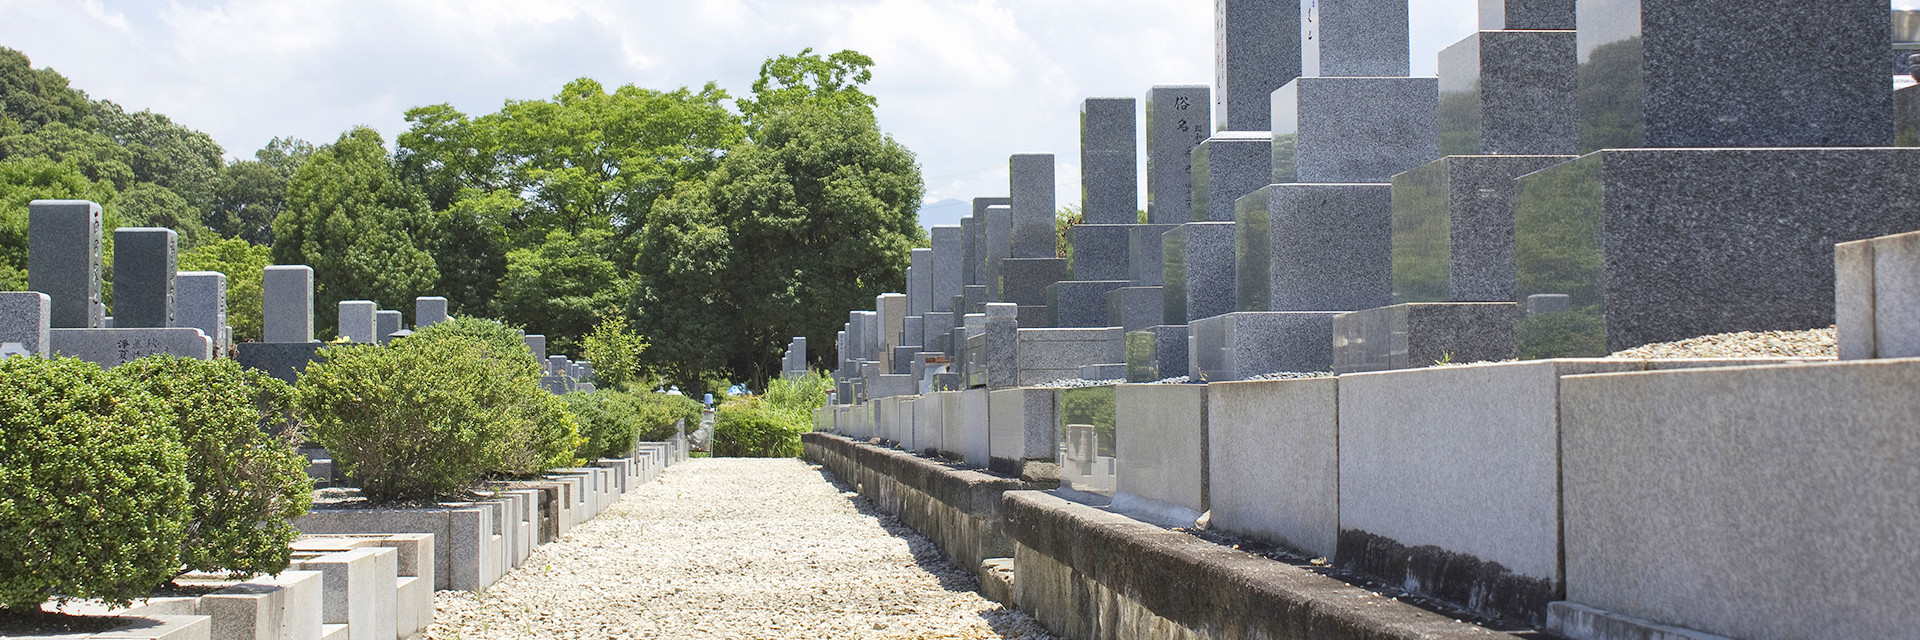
[809,0,1920,404]
[0,199,595,392]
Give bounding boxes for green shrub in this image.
[712,397,806,458]
[297,338,524,502]
[626,391,703,442]
[763,370,832,417]
[114,356,315,578]
[564,390,703,460]
[0,356,190,610]
[407,319,582,478]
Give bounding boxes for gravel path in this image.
[425,458,1056,640]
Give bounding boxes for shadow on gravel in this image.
[809,464,1065,640]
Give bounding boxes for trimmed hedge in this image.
[565,390,703,460]
[0,356,189,610]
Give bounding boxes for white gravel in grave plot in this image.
[426,458,1056,640]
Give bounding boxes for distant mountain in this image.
[917,198,968,232]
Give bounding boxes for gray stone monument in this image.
[1216,0,1302,131]
[984,204,1014,301]
[1081,97,1138,225]
[1146,85,1213,225]
[1391,155,1573,303]
[1163,222,1238,323]
[877,294,907,371]
[415,296,449,329]
[262,265,315,343]
[0,291,51,358]
[176,271,227,351]
[1009,154,1056,259]
[1191,132,1273,222]
[1300,0,1409,78]
[909,248,933,317]
[375,310,402,345]
[931,226,964,312]
[524,333,548,361]
[338,300,378,343]
[112,228,177,329]
[27,200,103,328]
[1437,27,1576,156]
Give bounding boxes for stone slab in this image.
[998,258,1067,307]
[1438,30,1578,156]
[1271,77,1439,184]
[1558,358,1920,640]
[1481,0,1573,29]
[1190,133,1271,222]
[0,291,51,357]
[337,301,376,344]
[1301,0,1408,78]
[984,205,1013,300]
[1127,223,1179,286]
[931,225,964,312]
[175,272,227,351]
[234,341,324,383]
[413,297,448,329]
[1064,224,1131,282]
[1513,148,1920,356]
[1124,325,1187,383]
[909,248,933,316]
[1080,97,1138,225]
[988,387,1057,478]
[1189,312,1338,381]
[374,311,400,346]
[1390,155,1577,303]
[289,547,396,640]
[1010,154,1056,259]
[1215,0,1301,131]
[960,387,991,467]
[1016,327,1124,387]
[1162,222,1236,324]
[1235,183,1392,313]
[51,327,212,367]
[1112,383,1207,527]
[1045,280,1127,328]
[1207,376,1339,559]
[295,505,493,591]
[1332,303,1518,374]
[1105,286,1162,333]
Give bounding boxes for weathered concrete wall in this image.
[1004,490,1524,640]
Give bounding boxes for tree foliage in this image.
[179,238,271,342]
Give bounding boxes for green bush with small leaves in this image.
[409,318,581,477]
[712,397,806,458]
[0,356,190,610]
[114,356,315,578]
[627,391,703,442]
[565,390,703,460]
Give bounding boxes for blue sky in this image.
[0,0,1483,223]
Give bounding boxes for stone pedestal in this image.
[1332,303,1518,374]
[1513,148,1920,356]
[1391,155,1576,303]
[1163,222,1237,324]
[1125,325,1188,383]
[1065,224,1132,281]
[1235,184,1393,313]
[1271,77,1439,184]
[1191,133,1272,222]
[1016,327,1124,386]
[998,258,1068,307]
[1106,287,1163,332]
[1190,312,1339,381]
[1439,30,1577,156]
[1128,223,1180,285]
[1046,280,1128,328]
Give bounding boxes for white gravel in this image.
[1609,327,1837,359]
[425,458,1056,640]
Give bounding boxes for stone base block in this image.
[1065,224,1133,281]
[1163,222,1237,323]
[235,342,326,383]
[1271,76,1439,184]
[959,387,991,467]
[0,291,51,357]
[1514,148,1920,356]
[1191,132,1272,222]
[288,547,397,640]
[1207,377,1339,560]
[1016,327,1124,386]
[1836,229,1920,359]
[295,505,493,591]
[1124,325,1188,382]
[999,258,1068,306]
[1332,303,1518,374]
[1190,312,1339,381]
[52,327,213,367]
[1112,384,1207,527]
[1045,280,1128,328]
[1078,363,1125,380]
[1390,154,1578,303]
[1105,286,1162,332]
[1128,224,1180,285]
[989,388,1057,477]
[870,374,917,400]
[1235,183,1392,313]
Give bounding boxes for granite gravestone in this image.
[0,291,51,358]
[877,294,907,372]
[909,248,933,316]
[1146,86,1213,225]
[1216,0,1303,131]
[339,300,378,343]
[1010,154,1057,258]
[1081,97,1138,225]
[112,228,177,329]
[984,204,1014,301]
[1437,28,1576,156]
[27,200,103,328]
[524,334,548,361]
[931,226,964,312]
[175,271,228,351]
[1191,132,1273,222]
[262,266,315,343]
[1300,0,1409,78]
[415,296,449,329]
[376,310,402,345]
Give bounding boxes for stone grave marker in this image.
[27,200,104,328]
[112,227,177,329]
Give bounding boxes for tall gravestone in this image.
[1001,155,1068,326]
[263,266,315,343]
[375,310,402,345]
[176,271,228,352]
[1146,86,1213,225]
[524,334,548,361]
[112,228,177,329]
[909,248,933,317]
[27,200,103,328]
[1216,0,1302,131]
[415,296,449,329]
[1081,98,1138,225]
[931,226,963,312]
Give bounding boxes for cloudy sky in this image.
[0,0,1481,226]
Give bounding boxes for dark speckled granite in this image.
[1216,0,1301,131]
[1391,155,1576,304]
[1129,223,1181,286]
[1082,98,1138,225]
[1190,311,1340,380]
[1576,0,1892,150]
[1439,30,1577,156]
[1146,86,1212,224]
[1331,302,1519,374]
[1235,184,1393,313]
[1163,222,1238,324]
[1480,0,1574,29]
[1513,148,1920,356]
[1066,224,1133,281]
[1046,280,1129,328]
[1302,0,1409,77]
[1010,154,1056,258]
[1272,77,1439,184]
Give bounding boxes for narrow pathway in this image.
[426,458,1056,639]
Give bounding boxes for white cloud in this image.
[0,0,1479,209]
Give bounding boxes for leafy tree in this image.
[210,137,314,245]
[92,101,224,208]
[178,237,271,342]
[435,189,517,317]
[633,99,922,395]
[273,126,439,336]
[117,182,210,250]
[0,47,95,133]
[0,121,136,189]
[496,228,626,353]
[736,48,877,134]
[579,314,650,391]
